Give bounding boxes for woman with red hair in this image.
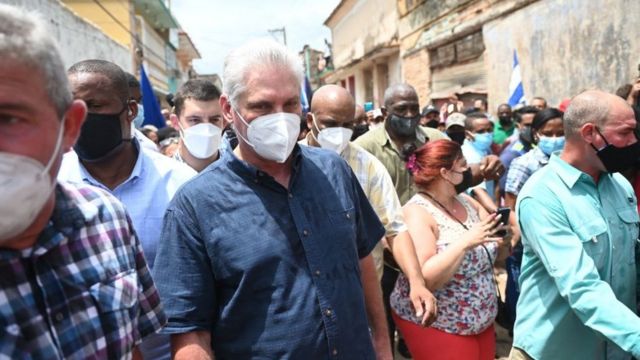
[390,139,505,360]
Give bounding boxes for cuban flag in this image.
[140,64,165,128]
[507,50,526,107]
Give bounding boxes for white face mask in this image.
[235,110,300,163]
[0,118,65,242]
[180,122,222,159]
[310,113,353,154]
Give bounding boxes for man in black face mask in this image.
[498,106,539,196]
[355,83,505,355]
[510,90,640,360]
[495,103,515,145]
[59,59,196,360]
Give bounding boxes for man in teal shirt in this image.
[512,90,640,359]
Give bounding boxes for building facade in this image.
[60,0,200,99]
[2,0,132,71]
[399,0,640,110]
[323,0,402,108]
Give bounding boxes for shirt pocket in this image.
[327,207,359,269]
[574,219,608,271]
[616,208,639,265]
[90,269,140,356]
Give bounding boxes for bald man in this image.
[511,90,640,359]
[302,85,437,347]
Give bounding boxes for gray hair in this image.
[222,38,303,108]
[563,91,609,139]
[0,4,72,117]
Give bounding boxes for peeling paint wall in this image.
[330,0,398,70]
[1,0,133,72]
[483,0,640,109]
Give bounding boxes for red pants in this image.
[392,312,495,360]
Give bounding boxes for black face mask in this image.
[388,113,420,137]
[74,107,127,161]
[454,167,473,194]
[351,124,369,141]
[519,125,533,146]
[446,131,466,146]
[499,115,513,127]
[591,128,640,173]
[425,119,439,128]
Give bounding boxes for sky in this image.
[171,0,342,76]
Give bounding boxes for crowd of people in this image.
[2,4,640,360]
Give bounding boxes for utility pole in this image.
[268,27,287,46]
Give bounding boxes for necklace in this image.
[419,191,466,229]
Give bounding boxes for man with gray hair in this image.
[0,4,166,359]
[511,90,640,359]
[153,38,392,359]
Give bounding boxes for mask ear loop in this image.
[309,113,323,143]
[591,126,610,152]
[233,109,256,148]
[43,116,67,174]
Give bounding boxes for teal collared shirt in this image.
[515,153,640,359]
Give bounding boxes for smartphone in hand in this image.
[494,207,510,236]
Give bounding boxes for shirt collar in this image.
[78,138,145,188]
[549,153,599,188]
[532,146,550,165]
[224,144,303,182]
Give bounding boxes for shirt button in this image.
[346,213,351,219]
[288,193,293,199]
[55,313,64,322]
[303,230,309,236]
[325,308,332,316]
[332,348,338,356]
[315,270,321,276]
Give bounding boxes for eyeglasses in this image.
[159,137,179,149]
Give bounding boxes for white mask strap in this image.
[43,116,66,174]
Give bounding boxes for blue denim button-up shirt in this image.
[153,145,384,359]
[515,154,640,359]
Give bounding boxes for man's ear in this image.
[306,112,315,133]
[220,95,234,124]
[125,100,137,125]
[580,122,597,144]
[62,100,87,152]
[170,113,180,129]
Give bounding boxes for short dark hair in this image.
[464,112,489,130]
[125,72,140,89]
[514,105,539,123]
[68,59,129,103]
[173,79,221,116]
[532,107,563,130]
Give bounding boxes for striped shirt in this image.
[0,182,165,359]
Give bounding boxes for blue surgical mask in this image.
[537,136,565,155]
[133,103,144,128]
[471,132,493,153]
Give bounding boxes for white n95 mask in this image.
[0,118,65,242]
[181,122,222,159]
[310,113,353,154]
[235,110,300,163]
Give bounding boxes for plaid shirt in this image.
[505,146,550,195]
[0,182,165,359]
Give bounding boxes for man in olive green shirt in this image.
[354,83,505,355]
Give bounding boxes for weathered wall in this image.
[484,0,640,109]
[1,0,133,72]
[402,48,431,107]
[329,0,398,70]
